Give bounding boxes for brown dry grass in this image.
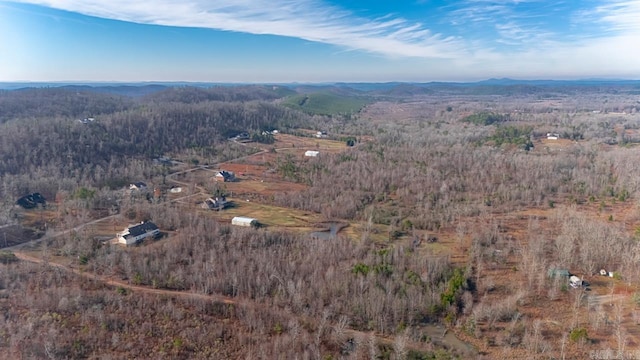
[201,198,323,232]
[274,133,347,153]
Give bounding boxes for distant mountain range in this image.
[2,78,639,97]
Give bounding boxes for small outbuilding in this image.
[304,150,319,157]
[117,221,160,245]
[231,216,258,227]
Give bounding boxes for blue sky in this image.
[1,0,639,82]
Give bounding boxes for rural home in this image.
[215,170,236,182]
[305,150,319,157]
[202,196,230,210]
[117,221,160,245]
[569,275,585,288]
[232,216,258,227]
[16,192,46,209]
[129,182,148,191]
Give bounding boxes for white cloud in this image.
[9,0,640,79]
[15,0,466,59]
[592,0,640,33]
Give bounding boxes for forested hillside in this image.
[2,84,640,359]
[0,87,313,198]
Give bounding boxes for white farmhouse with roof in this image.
[117,221,160,245]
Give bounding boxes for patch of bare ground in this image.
[0,225,42,248]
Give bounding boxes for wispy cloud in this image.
[446,0,556,45]
[494,22,553,46]
[588,0,640,33]
[15,0,466,59]
[9,0,640,80]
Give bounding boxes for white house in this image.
[231,216,258,227]
[569,275,583,288]
[304,150,319,157]
[117,221,160,245]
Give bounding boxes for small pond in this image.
[309,222,348,240]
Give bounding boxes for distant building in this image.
[232,216,258,227]
[569,275,585,288]
[546,133,560,140]
[16,193,46,209]
[304,150,319,157]
[117,221,160,245]
[153,156,172,166]
[215,170,236,182]
[129,182,148,191]
[202,196,230,211]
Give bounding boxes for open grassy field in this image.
[204,198,324,231]
[273,133,348,152]
[281,92,371,115]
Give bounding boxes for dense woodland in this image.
[2,82,640,359]
[0,86,315,200]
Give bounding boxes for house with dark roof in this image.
[129,182,148,191]
[117,221,160,245]
[16,193,46,209]
[215,170,235,182]
[201,196,230,211]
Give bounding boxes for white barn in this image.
[117,221,160,245]
[231,216,258,227]
[304,150,319,157]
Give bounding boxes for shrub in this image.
[612,272,622,280]
[351,262,370,276]
[0,251,18,264]
[569,327,588,343]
